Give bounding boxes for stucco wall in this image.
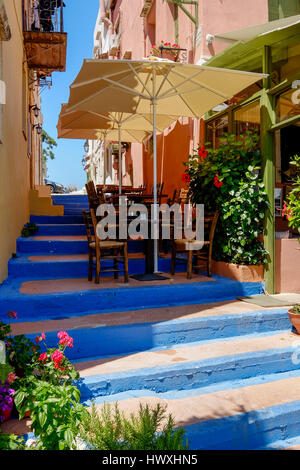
[0,0,30,283]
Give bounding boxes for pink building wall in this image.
[101,0,269,193]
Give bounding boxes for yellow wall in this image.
[0,0,31,282]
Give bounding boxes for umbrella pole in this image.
[152,97,158,273]
[118,123,122,194]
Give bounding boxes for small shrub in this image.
[77,402,188,450]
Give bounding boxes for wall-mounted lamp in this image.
[29,104,40,118]
[84,140,89,153]
[33,124,42,135]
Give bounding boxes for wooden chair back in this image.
[82,210,94,245]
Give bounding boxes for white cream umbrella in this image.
[65,59,266,273]
[58,103,177,193]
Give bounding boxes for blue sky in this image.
[42,0,99,190]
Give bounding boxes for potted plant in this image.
[184,132,268,281]
[0,379,15,423]
[283,155,300,327]
[288,305,300,334]
[149,41,180,61]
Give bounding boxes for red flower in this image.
[35,332,46,344]
[282,204,292,220]
[182,173,190,184]
[214,174,223,188]
[198,146,208,160]
[6,311,17,320]
[38,353,48,364]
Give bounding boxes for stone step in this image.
[20,309,289,360]
[0,275,262,321]
[76,343,300,402]
[16,235,144,254]
[30,215,84,225]
[8,253,153,278]
[35,224,86,236]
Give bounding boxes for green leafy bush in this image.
[15,379,86,450]
[0,432,25,450]
[77,402,188,450]
[185,132,269,265]
[283,154,300,236]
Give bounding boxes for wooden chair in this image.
[85,181,106,211]
[82,209,129,284]
[170,211,219,279]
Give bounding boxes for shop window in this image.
[269,0,300,21]
[276,86,300,123]
[205,114,228,149]
[233,100,260,137]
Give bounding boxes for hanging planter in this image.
[149,41,180,62]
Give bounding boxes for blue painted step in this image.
[26,309,289,360]
[35,225,86,236]
[0,278,263,321]
[30,215,84,224]
[8,255,150,278]
[185,400,300,450]
[75,346,299,402]
[16,237,144,254]
[52,195,88,204]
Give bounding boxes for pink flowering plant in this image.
[150,40,180,59]
[33,331,79,385]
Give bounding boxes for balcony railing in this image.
[22,1,67,73]
[23,0,64,33]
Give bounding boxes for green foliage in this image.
[0,319,40,376]
[292,304,300,314]
[185,132,269,265]
[0,432,25,450]
[283,155,300,237]
[15,379,86,450]
[0,364,13,384]
[77,402,188,451]
[42,130,57,161]
[21,222,39,238]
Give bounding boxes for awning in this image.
[213,14,300,43]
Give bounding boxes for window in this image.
[269,0,300,20]
[233,100,260,137]
[206,114,228,149]
[276,87,300,123]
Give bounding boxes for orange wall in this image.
[143,119,194,199]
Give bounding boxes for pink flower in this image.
[6,311,17,320]
[51,349,64,366]
[57,331,74,348]
[7,372,18,384]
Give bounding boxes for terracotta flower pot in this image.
[288,308,300,334]
[1,405,13,422]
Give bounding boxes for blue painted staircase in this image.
[1,195,299,450]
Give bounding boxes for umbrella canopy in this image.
[58,103,177,193]
[65,59,266,272]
